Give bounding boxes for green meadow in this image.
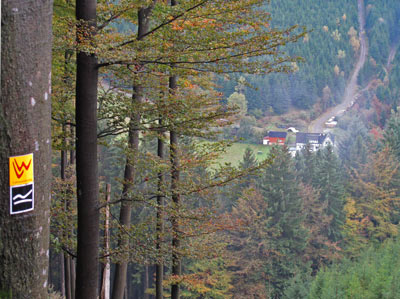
[218,143,271,166]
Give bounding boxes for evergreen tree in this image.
[259,146,308,298]
[239,147,258,170]
[344,148,400,254]
[309,239,400,299]
[238,147,259,188]
[313,146,345,242]
[384,111,400,161]
[227,187,272,298]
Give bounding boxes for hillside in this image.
[221,0,400,128]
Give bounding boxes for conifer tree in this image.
[313,146,345,242]
[344,148,400,254]
[259,146,308,297]
[227,187,271,298]
[384,111,400,161]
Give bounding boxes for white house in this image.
[295,132,334,152]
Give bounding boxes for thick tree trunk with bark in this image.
[75,0,100,298]
[0,0,53,297]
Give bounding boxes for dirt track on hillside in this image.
[308,0,367,133]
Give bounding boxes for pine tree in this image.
[384,111,400,161]
[259,146,308,298]
[344,148,400,254]
[227,187,271,298]
[313,146,345,242]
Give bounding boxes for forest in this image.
[1,0,400,298]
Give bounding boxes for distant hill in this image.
[222,0,400,118]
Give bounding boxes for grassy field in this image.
[219,143,271,166]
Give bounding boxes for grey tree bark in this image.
[0,0,53,297]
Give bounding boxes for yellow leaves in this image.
[334,65,340,76]
[183,79,195,89]
[350,36,360,52]
[344,197,357,217]
[171,18,217,31]
[172,21,185,31]
[344,149,400,252]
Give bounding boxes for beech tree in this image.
[75,0,100,298]
[49,1,305,298]
[0,0,53,297]
[111,5,155,299]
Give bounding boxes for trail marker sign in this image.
[9,153,34,214]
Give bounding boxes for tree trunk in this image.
[144,266,150,299]
[60,252,66,297]
[0,0,53,297]
[100,184,111,299]
[61,126,74,299]
[168,4,179,297]
[71,258,76,298]
[169,75,181,299]
[111,6,153,299]
[65,254,72,299]
[75,0,100,298]
[111,84,141,299]
[156,122,165,299]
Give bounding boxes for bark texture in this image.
[0,0,53,297]
[75,0,100,298]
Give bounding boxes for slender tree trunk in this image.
[61,125,74,299]
[111,6,153,299]
[170,130,181,299]
[156,121,165,299]
[67,127,76,299]
[61,130,70,299]
[169,75,181,299]
[100,184,111,299]
[65,255,72,299]
[71,258,76,298]
[144,266,150,299]
[60,252,66,297]
[75,0,100,298]
[0,1,53,297]
[70,124,75,165]
[111,85,141,299]
[168,3,180,296]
